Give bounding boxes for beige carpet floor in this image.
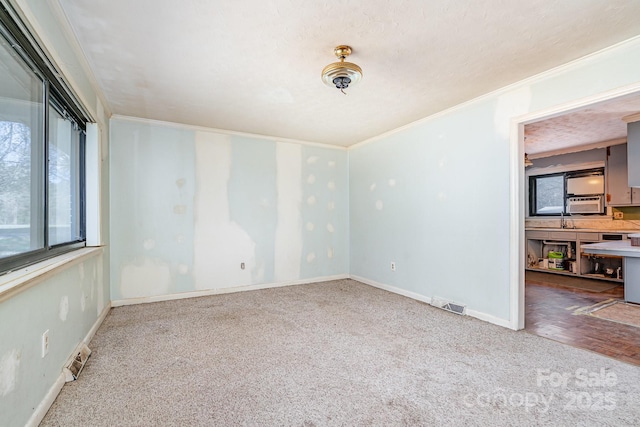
[42,279,640,426]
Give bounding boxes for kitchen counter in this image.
[525,227,640,233]
[582,241,640,303]
[581,241,640,258]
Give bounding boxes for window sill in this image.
[0,247,104,303]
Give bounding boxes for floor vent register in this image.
[63,343,92,382]
[430,297,467,316]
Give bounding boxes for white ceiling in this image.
[57,0,640,147]
[525,94,640,156]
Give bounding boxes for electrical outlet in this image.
[391,262,396,272]
[240,262,245,270]
[614,211,624,219]
[42,330,49,358]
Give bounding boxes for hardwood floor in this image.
[525,272,640,366]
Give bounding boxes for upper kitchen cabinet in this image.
[628,119,640,188]
[607,143,640,206]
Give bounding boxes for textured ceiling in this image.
[525,94,640,155]
[57,0,640,147]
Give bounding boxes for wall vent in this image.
[430,297,467,315]
[63,343,91,382]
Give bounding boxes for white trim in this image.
[25,373,65,427]
[350,275,512,329]
[111,115,348,151]
[350,36,640,150]
[85,123,102,246]
[0,247,104,303]
[509,82,640,331]
[25,302,110,427]
[111,274,350,307]
[350,275,432,304]
[86,302,111,345]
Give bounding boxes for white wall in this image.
[109,118,349,302]
[349,37,640,325]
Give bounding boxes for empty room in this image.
[2,0,640,425]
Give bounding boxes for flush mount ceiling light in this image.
[321,45,363,94]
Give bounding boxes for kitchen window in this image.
[529,168,604,216]
[0,7,88,274]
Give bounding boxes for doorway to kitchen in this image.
[511,84,640,365]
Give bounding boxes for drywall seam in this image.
[0,247,104,304]
[349,35,640,150]
[274,142,302,282]
[111,274,349,307]
[350,275,512,329]
[24,302,111,427]
[112,115,348,150]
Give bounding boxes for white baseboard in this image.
[25,302,112,427]
[111,274,350,307]
[350,275,512,329]
[351,275,433,305]
[25,373,65,427]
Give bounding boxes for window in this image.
[529,168,604,216]
[0,7,87,274]
[530,173,565,215]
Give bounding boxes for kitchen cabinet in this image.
[629,121,640,188]
[525,229,624,282]
[606,144,640,206]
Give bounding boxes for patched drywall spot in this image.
[178,264,189,275]
[370,183,377,192]
[306,222,315,231]
[176,234,185,243]
[438,192,447,200]
[59,296,69,322]
[438,158,446,168]
[307,174,316,184]
[494,86,532,139]
[306,156,319,164]
[143,239,156,250]
[388,179,396,187]
[176,178,186,188]
[376,200,384,210]
[193,132,256,290]
[0,349,20,396]
[306,252,316,263]
[173,205,187,214]
[328,160,336,168]
[326,223,335,233]
[274,142,303,282]
[80,292,86,312]
[307,195,317,206]
[327,181,336,191]
[259,197,270,208]
[327,247,334,259]
[121,257,172,298]
[327,201,335,211]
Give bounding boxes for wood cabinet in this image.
[606,144,640,206]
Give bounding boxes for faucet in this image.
[561,212,566,229]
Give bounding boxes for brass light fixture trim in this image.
[321,45,363,94]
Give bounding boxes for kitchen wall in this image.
[109,118,348,302]
[0,1,111,426]
[349,36,640,324]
